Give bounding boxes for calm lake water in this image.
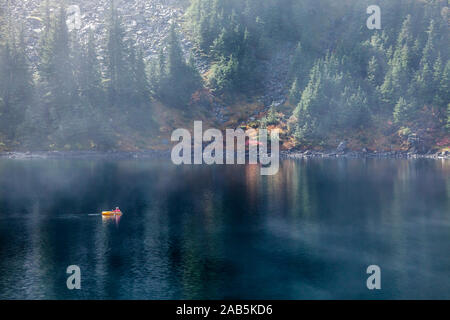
[0,158,449,299]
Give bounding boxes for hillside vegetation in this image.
[0,0,449,153]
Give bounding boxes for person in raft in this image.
[114,207,121,213]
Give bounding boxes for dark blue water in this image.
[0,158,448,299]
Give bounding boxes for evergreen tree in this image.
[136,49,150,103]
[166,26,186,83]
[288,78,302,105]
[379,43,410,110]
[148,48,166,95]
[367,56,381,87]
[393,96,416,125]
[420,20,437,68]
[37,0,53,87]
[446,103,450,131]
[396,15,413,48]
[0,27,33,140]
[157,26,202,107]
[106,0,128,104]
[37,6,76,124]
[289,42,309,88]
[79,31,103,104]
[439,61,450,111]
[207,54,238,94]
[431,54,443,107]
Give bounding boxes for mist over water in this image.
[0,158,449,299]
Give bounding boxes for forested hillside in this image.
[0,0,449,153]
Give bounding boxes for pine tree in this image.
[207,54,238,94]
[431,54,443,107]
[379,43,410,109]
[157,26,202,107]
[293,59,327,139]
[288,42,309,89]
[341,86,369,129]
[0,42,13,109]
[37,0,53,84]
[440,61,450,110]
[166,25,185,83]
[414,61,434,105]
[393,97,415,125]
[0,27,33,139]
[396,15,413,49]
[0,43,14,137]
[367,56,381,86]
[132,48,150,105]
[288,78,302,105]
[420,20,436,68]
[13,27,33,108]
[210,27,227,59]
[148,48,166,95]
[79,31,103,104]
[106,0,128,104]
[39,7,75,97]
[51,7,76,120]
[410,39,422,70]
[446,103,450,131]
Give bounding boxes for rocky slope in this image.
[5,0,186,63]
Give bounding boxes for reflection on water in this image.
[0,158,449,299]
[102,215,122,226]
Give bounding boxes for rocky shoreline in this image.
[280,139,450,160]
[0,150,171,160]
[1,149,449,160]
[280,149,450,160]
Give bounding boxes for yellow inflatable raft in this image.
[102,210,122,216]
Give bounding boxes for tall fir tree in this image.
[157,25,201,107]
[0,26,33,140]
[79,31,103,105]
[106,0,128,104]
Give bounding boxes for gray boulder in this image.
[336,141,347,153]
[407,134,429,154]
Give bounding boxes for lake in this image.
[0,158,449,299]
